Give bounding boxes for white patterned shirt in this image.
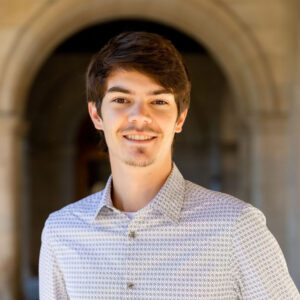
[39,163,300,299]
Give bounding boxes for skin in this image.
[88,69,188,212]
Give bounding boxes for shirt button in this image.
[128,231,136,239]
[127,282,135,289]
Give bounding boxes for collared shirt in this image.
[39,163,300,299]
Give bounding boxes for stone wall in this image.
[0,0,299,298]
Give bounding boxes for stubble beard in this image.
[123,147,156,167]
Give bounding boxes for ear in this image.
[175,109,188,133]
[88,102,103,130]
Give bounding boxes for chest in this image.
[54,220,233,299]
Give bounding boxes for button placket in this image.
[126,282,135,289]
[128,230,136,239]
[125,226,138,295]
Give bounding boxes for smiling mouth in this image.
[124,135,157,141]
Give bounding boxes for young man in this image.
[39,32,300,299]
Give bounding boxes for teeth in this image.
[126,135,154,141]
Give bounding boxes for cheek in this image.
[102,111,127,136]
[101,105,121,123]
[155,107,177,122]
[160,114,178,132]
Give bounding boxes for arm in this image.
[230,205,300,299]
[39,218,69,300]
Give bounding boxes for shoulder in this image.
[183,179,261,224]
[42,190,104,236]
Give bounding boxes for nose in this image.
[128,102,152,125]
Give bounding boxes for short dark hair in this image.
[86,31,191,151]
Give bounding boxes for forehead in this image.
[105,69,172,95]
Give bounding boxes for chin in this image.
[123,158,155,168]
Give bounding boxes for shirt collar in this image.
[91,162,185,225]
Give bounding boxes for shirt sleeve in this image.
[230,205,300,299]
[39,217,69,300]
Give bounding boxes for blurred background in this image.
[0,0,299,299]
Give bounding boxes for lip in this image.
[122,131,158,136]
[123,135,157,143]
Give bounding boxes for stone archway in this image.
[0,0,288,298]
[1,0,276,115]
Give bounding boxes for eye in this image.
[152,100,168,105]
[112,98,129,104]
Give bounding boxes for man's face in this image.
[88,69,187,168]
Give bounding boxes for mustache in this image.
[120,125,160,135]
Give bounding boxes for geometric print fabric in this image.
[39,163,300,299]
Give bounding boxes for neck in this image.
[110,158,173,212]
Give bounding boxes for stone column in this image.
[0,113,25,299]
[288,27,300,288]
[289,96,300,289]
[246,113,297,281]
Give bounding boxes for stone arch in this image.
[0,0,281,298]
[0,0,276,117]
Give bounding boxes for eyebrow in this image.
[106,86,173,96]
